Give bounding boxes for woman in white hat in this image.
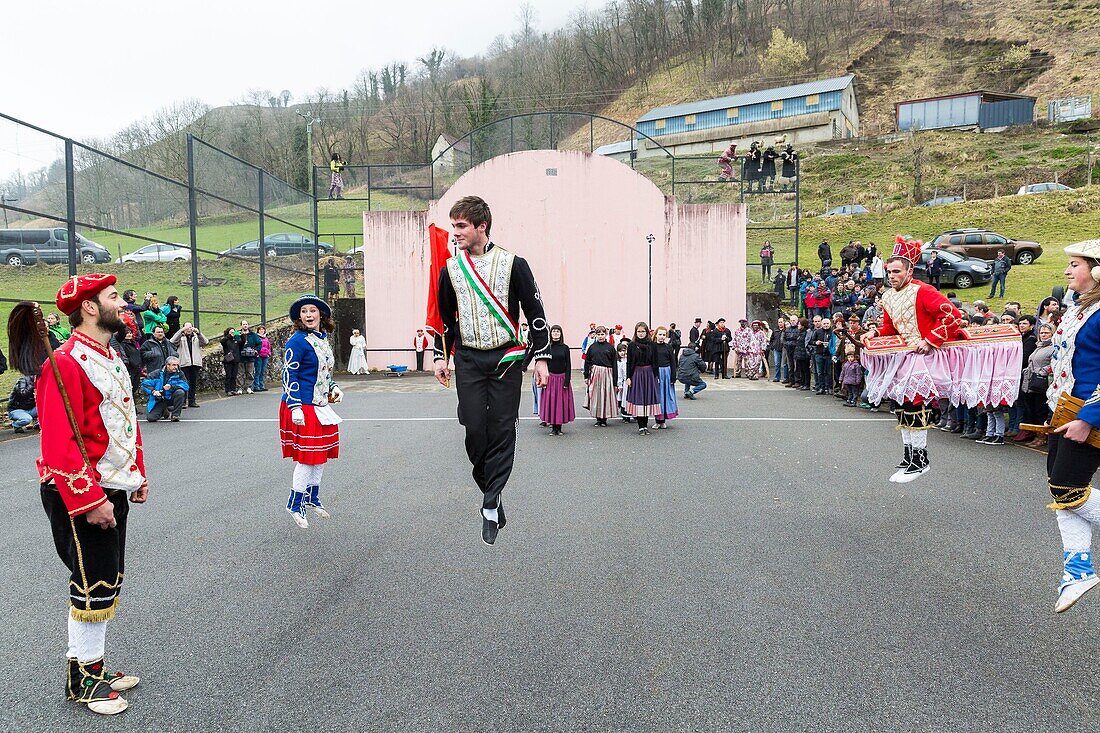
[1045,240,1100,612]
[280,295,343,528]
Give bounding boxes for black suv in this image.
[1,228,112,267]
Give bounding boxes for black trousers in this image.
[182,365,201,404]
[148,390,186,421]
[224,361,239,394]
[454,345,523,512]
[415,351,425,371]
[41,487,128,622]
[1047,434,1100,501]
[715,349,729,378]
[795,358,812,388]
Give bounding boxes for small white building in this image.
[431,133,471,174]
[593,139,637,163]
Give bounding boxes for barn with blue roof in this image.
[631,74,859,158]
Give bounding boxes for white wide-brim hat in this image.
[1064,239,1100,260]
[1064,239,1100,282]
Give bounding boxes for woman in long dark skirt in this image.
[625,322,661,435]
[538,325,576,435]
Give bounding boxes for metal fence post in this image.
[186,134,200,329]
[311,178,319,296]
[794,158,801,266]
[64,140,77,276]
[258,172,266,325]
[366,166,372,212]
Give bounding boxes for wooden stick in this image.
[32,303,92,466]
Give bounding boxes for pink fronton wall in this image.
[362,150,745,368]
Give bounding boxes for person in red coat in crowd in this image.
[861,236,965,483]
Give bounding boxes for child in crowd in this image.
[839,353,863,406]
[616,341,630,423]
[979,403,1007,446]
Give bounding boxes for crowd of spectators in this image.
[2,287,278,432]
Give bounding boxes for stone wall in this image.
[193,320,295,394]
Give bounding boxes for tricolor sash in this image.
[455,249,527,373]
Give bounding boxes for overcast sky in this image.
[1,0,604,180]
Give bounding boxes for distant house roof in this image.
[637,74,855,123]
[594,139,635,156]
[438,132,470,153]
[895,90,1036,109]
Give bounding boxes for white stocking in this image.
[310,463,325,486]
[292,462,311,492]
[1072,491,1100,526]
[1057,509,1092,553]
[67,614,107,662]
[901,428,913,447]
[910,430,928,449]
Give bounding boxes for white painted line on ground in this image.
[185,416,894,423]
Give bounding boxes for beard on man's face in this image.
[95,305,125,333]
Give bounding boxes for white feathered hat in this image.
[1064,239,1100,282]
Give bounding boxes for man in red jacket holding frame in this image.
[861,236,964,483]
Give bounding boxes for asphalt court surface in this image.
[1,374,1096,732]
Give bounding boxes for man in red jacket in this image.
[35,274,148,715]
[861,237,964,483]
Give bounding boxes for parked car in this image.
[820,204,869,217]
[918,196,964,207]
[927,228,1042,265]
[219,233,332,259]
[1017,182,1074,195]
[116,243,191,263]
[913,247,992,290]
[1,228,112,267]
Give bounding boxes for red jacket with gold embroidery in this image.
[36,331,147,516]
[879,279,964,348]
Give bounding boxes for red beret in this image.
[55,274,117,315]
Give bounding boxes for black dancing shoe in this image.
[482,516,499,546]
[66,658,129,715]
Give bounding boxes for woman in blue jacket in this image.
[280,295,343,529]
[1045,241,1100,613]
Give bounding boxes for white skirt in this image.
[347,346,368,375]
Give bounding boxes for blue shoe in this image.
[286,489,308,528]
[1056,550,1099,612]
[304,485,330,518]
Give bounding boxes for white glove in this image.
[291,407,305,426]
[329,385,343,404]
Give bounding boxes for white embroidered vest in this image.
[71,339,144,491]
[446,245,516,350]
[1048,301,1100,412]
[881,282,921,344]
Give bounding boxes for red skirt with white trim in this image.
[279,402,340,464]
